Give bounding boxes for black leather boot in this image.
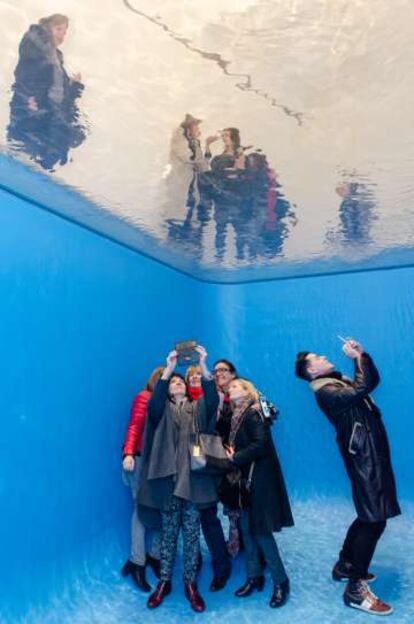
[235,575,265,597]
[146,554,161,579]
[209,573,230,592]
[121,559,151,592]
[270,578,290,608]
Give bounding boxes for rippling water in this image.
[1,0,414,277]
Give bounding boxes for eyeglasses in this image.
[213,367,231,375]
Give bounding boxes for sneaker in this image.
[344,580,393,616]
[332,560,376,582]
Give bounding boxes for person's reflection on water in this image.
[335,177,377,246]
[165,114,211,260]
[202,127,251,261]
[166,120,297,265]
[7,14,86,171]
[201,129,297,262]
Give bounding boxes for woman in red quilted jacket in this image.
[121,366,164,591]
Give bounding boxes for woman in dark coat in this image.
[224,378,294,608]
[8,14,86,170]
[138,346,218,613]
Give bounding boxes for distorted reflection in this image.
[166,115,296,263]
[335,175,377,246]
[7,14,86,172]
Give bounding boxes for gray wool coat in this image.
[137,377,219,529]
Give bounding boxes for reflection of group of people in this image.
[121,340,400,617]
[166,114,296,263]
[8,14,86,171]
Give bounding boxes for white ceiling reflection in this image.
[1,0,414,279]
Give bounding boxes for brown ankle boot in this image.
[184,581,206,612]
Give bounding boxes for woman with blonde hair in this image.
[224,377,294,608]
[121,366,164,592]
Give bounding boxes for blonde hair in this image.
[230,378,260,404]
[39,14,69,30]
[185,365,201,384]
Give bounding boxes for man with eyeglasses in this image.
[213,360,238,444]
[295,340,401,617]
[198,359,237,592]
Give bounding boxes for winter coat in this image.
[137,377,219,528]
[311,353,401,523]
[122,389,150,457]
[10,24,83,113]
[8,24,85,170]
[232,405,294,535]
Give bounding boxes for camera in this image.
[259,393,279,424]
[175,340,199,366]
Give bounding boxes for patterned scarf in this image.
[229,398,252,446]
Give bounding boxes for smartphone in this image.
[175,340,199,366]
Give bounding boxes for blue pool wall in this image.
[1,186,413,619]
[0,187,203,617]
[200,271,414,501]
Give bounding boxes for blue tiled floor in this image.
[19,499,414,623]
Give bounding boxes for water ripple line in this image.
[123,0,305,126]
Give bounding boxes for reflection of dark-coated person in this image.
[8,14,86,171]
[296,341,401,616]
[203,128,252,261]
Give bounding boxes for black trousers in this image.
[200,504,231,579]
[340,518,387,579]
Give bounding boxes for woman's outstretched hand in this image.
[196,345,211,378]
[195,345,207,363]
[161,350,178,379]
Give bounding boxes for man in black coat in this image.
[295,339,401,617]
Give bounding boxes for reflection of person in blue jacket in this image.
[336,180,376,246]
[8,14,86,171]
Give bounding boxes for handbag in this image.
[189,415,230,474]
[218,462,255,510]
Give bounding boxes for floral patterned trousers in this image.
[160,496,200,583]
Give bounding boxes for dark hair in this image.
[223,127,241,151]
[167,372,189,400]
[213,359,237,375]
[295,352,311,380]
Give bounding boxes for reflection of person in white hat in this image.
[163,114,210,217]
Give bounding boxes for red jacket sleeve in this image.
[122,390,150,456]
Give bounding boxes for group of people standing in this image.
[121,339,400,617]
[121,346,292,613]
